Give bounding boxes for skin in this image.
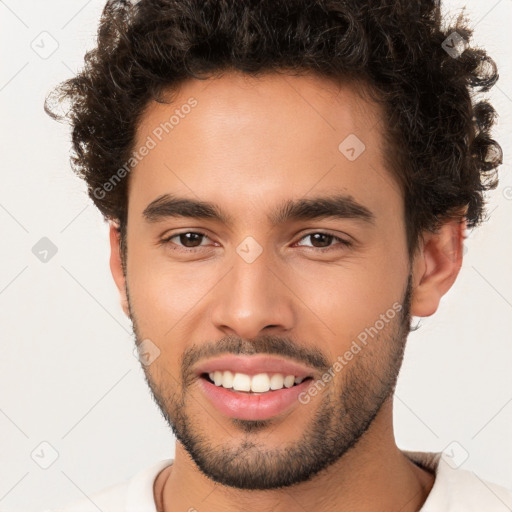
[109,71,464,511]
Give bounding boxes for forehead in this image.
[128,72,402,226]
[136,71,379,152]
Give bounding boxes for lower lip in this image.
[198,376,312,421]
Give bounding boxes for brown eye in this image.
[295,232,352,251]
[177,232,205,248]
[161,231,211,251]
[308,233,334,248]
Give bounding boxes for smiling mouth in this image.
[200,373,313,395]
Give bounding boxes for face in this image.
[117,72,415,489]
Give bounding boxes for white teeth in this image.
[206,371,306,392]
[232,373,251,391]
[269,373,284,390]
[213,371,223,386]
[222,370,234,388]
[284,375,295,388]
[251,373,270,392]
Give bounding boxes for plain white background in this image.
[0,1,511,510]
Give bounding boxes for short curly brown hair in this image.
[45,0,503,263]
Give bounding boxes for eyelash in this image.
[160,231,352,253]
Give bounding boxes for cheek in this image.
[290,248,407,343]
[127,247,217,336]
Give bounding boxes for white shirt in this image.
[44,451,512,511]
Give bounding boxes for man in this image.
[44,0,511,510]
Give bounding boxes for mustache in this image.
[181,334,331,381]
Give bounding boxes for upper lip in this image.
[194,355,316,379]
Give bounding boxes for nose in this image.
[209,247,295,340]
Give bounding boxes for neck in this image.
[154,399,435,512]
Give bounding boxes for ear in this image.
[410,217,466,317]
[109,221,130,318]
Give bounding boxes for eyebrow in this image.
[142,193,376,227]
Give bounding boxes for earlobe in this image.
[410,218,466,318]
[109,221,130,318]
